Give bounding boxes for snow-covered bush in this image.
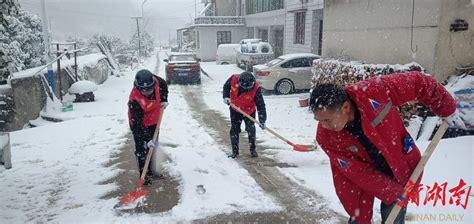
[311,59,427,133]
[0,9,46,79]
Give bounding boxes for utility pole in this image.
[40,0,55,98]
[131,16,142,63]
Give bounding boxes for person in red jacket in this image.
[223,72,267,158]
[128,69,168,186]
[309,71,464,224]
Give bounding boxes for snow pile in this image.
[311,59,424,86]
[68,80,98,94]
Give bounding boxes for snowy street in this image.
[1,50,472,223]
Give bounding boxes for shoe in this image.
[250,151,258,158]
[143,177,152,186]
[228,152,239,158]
[154,173,165,179]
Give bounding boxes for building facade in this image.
[284,0,324,55]
[179,0,326,60]
[243,0,286,57]
[322,0,474,80]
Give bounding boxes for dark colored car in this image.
[164,53,201,84]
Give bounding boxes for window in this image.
[294,12,306,44]
[281,58,304,68]
[246,0,284,15]
[217,31,231,46]
[301,58,312,67]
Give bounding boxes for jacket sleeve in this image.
[376,71,456,117]
[128,99,145,135]
[317,129,404,204]
[255,88,267,123]
[223,76,232,99]
[156,76,168,103]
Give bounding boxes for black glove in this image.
[259,122,266,130]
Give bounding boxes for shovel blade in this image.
[121,188,149,205]
[293,144,311,152]
[121,178,149,205]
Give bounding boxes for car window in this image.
[301,58,312,67]
[291,58,304,68]
[169,55,196,61]
[280,61,290,68]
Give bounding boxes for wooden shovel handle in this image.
[229,103,296,146]
[385,121,449,223]
[140,109,165,180]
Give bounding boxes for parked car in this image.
[236,39,274,71]
[253,53,320,95]
[164,52,201,84]
[216,44,240,65]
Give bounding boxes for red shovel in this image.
[230,103,314,152]
[121,109,165,205]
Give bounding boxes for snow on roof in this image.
[278,53,320,60]
[11,53,106,80]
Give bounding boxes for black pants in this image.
[131,124,157,178]
[348,201,407,224]
[230,108,256,153]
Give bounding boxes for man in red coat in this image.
[309,71,463,224]
[223,72,267,158]
[128,69,168,186]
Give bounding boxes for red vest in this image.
[230,74,260,114]
[128,80,161,126]
[316,72,456,224]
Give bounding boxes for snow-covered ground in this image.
[0,52,472,223]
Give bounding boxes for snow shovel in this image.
[121,109,165,205]
[385,121,449,224]
[230,103,314,152]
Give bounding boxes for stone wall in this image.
[1,58,110,131]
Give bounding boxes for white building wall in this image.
[284,0,324,54]
[245,9,286,27]
[195,26,247,61]
[321,0,462,79]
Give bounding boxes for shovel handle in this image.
[229,103,296,146]
[385,121,449,223]
[140,109,165,180]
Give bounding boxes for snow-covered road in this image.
[0,51,472,223]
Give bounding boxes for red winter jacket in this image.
[128,81,161,126]
[230,74,260,114]
[316,72,456,223]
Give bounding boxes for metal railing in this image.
[194,16,245,25]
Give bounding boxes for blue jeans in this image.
[348,201,407,224]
